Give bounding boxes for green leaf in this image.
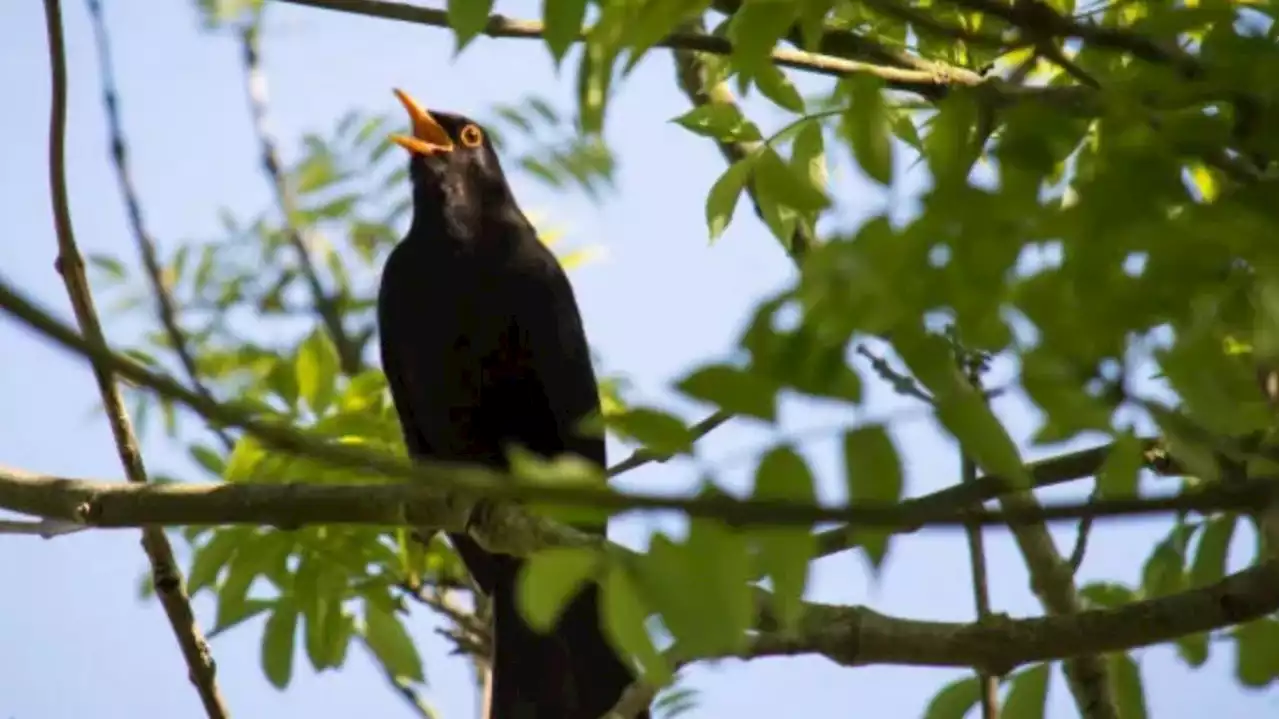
[607,406,695,455]
[510,448,612,527]
[363,601,424,682]
[210,599,275,639]
[790,122,827,196]
[1141,523,1195,598]
[752,64,806,113]
[842,425,903,569]
[295,329,340,414]
[671,103,762,143]
[518,547,600,632]
[187,527,249,595]
[624,0,712,73]
[841,76,893,185]
[1234,618,1278,687]
[188,444,225,478]
[1189,515,1236,587]
[223,435,266,483]
[705,157,755,240]
[727,2,797,73]
[752,148,831,214]
[752,446,817,630]
[1096,431,1144,499]
[923,675,980,719]
[575,1,625,134]
[635,535,705,651]
[923,90,979,187]
[602,560,670,684]
[86,253,127,282]
[214,530,295,632]
[683,513,753,654]
[1001,663,1049,719]
[1108,653,1148,719]
[677,363,778,420]
[293,151,339,195]
[447,0,494,52]
[898,334,1026,484]
[1079,581,1136,609]
[216,542,263,630]
[543,0,587,63]
[1175,631,1210,669]
[261,602,298,689]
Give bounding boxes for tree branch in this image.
[83,0,233,451]
[236,21,363,375]
[672,20,818,262]
[39,1,228,716]
[3,277,1272,529]
[5,458,1274,670]
[811,437,1181,560]
[607,410,733,478]
[0,462,1270,537]
[272,0,988,96]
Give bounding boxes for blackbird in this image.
[377,89,644,719]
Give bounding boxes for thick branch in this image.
[5,470,1274,670]
[0,464,1270,538]
[750,561,1277,669]
[40,1,227,716]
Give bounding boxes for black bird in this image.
[377,89,644,719]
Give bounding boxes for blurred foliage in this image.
[89,0,1277,715]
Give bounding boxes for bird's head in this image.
[389,89,511,219]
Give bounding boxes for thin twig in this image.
[83,0,233,451]
[357,636,438,719]
[236,22,362,375]
[608,411,733,477]
[952,343,999,719]
[857,344,933,403]
[39,1,228,716]
[1069,486,1100,573]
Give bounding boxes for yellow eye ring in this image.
[459,124,484,148]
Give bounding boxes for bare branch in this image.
[39,1,227,715]
[236,22,363,375]
[83,0,233,451]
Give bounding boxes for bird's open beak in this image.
[390,88,455,156]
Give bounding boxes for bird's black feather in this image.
[378,108,643,719]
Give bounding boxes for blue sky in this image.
[0,1,1274,718]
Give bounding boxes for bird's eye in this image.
[459,124,484,148]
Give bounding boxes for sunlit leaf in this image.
[447,0,495,52]
[261,601,298,689]
[363,601,424,682]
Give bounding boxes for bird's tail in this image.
[485,556,645,719]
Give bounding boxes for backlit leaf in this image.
[752,446,817,630]
[518,547,600,632]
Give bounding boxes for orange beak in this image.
[389,88,454,155]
